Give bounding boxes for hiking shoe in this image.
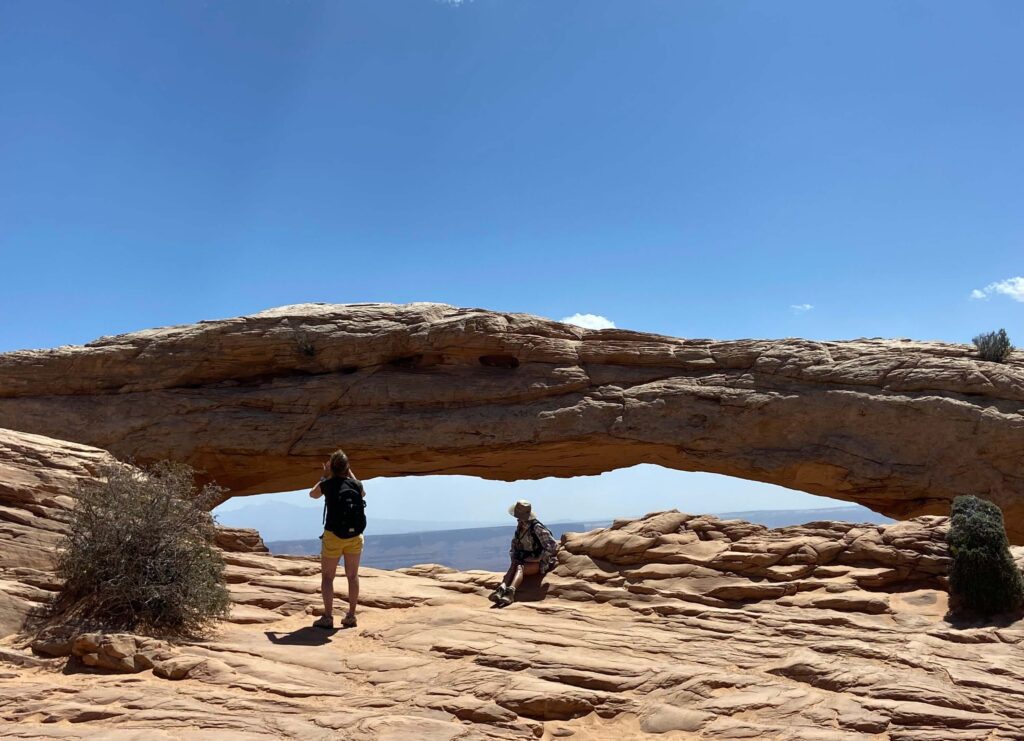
[496,587,516,608]
[341,613,357,628]
[487,585,508,604]
[313,614,334,629]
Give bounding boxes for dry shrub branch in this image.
[972,328,1014,363]
[54,461,230,637]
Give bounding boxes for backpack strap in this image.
[529,519,556,554]
[527,519,545,555]
[321,478,329,527]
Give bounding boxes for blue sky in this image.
[2,1,1022,525]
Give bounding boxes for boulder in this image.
[70,633,176,673]
[214,526,269,553]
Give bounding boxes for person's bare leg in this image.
[321,555,340,618]
[502,560,519,587]
[510,561,539,591]
[489,561,517,603]
[343,551,361,618]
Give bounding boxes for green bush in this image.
[294,329,316,357]
[972,328,1014,363]
[947,495,1023,616]
[55,461,231,637]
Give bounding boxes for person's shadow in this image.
[265,626,337,646]
[491,574,550,608]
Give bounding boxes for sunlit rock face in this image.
[0,428,266,637]
[2,428,1024,738]
[0,429,114,637]
[1,302,1022,539]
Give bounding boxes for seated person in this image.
[489,500,559,607]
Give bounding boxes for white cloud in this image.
[560,313,616,330]
[971,277,1024,302]
[790,304,814,314]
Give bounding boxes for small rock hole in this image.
[479,354,520,369]
[389,355,423,370]
[387,354,442,371]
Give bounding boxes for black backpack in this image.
[321,477,367,538]
[513,519,557,562]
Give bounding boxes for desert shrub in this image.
[294,330,316,357]
[55,461,230,637]
[947,495,1024,616]
[972,328,1014,363]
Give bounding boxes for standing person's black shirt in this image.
[321,477,367,538]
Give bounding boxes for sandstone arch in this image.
[1,303,1022,540]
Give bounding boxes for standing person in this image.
[309,449,366,629]
[488,500,559,608]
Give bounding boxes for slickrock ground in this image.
[2,303,1023,539]
[3,429,1024,739]
[4,514,1024,740]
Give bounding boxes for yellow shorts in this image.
[321,531,364,558]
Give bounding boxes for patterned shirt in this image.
[510,518,559,571]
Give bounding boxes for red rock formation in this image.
[214,526,269,554]
[0,429,114,636]
[2,427,1024,738]
[1,303,1022,539]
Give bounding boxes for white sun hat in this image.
[508,500,534,520]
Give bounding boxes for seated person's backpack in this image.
[320,477,367,538]
[513,519,558,563]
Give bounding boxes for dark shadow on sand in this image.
[265,626,338,646]
[490,575,551,608]
[61,656,97,675]
[514,579,551,603]
[942,609,1024,630]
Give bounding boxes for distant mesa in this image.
[0,302,1021,541]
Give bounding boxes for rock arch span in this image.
[1,303,1022,540]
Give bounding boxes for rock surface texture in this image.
[0,428,266,637]
[2,428,1024,739]
[0,429,113,637]
[1,303,1022,539]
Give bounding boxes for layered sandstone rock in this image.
[2,428,1024,738]
[550,510,953,612]
[0,303,1022,539]
[0,429,115,637]
[214,526,269,553]
[3,512,1024,739]
[0,428,267,638]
